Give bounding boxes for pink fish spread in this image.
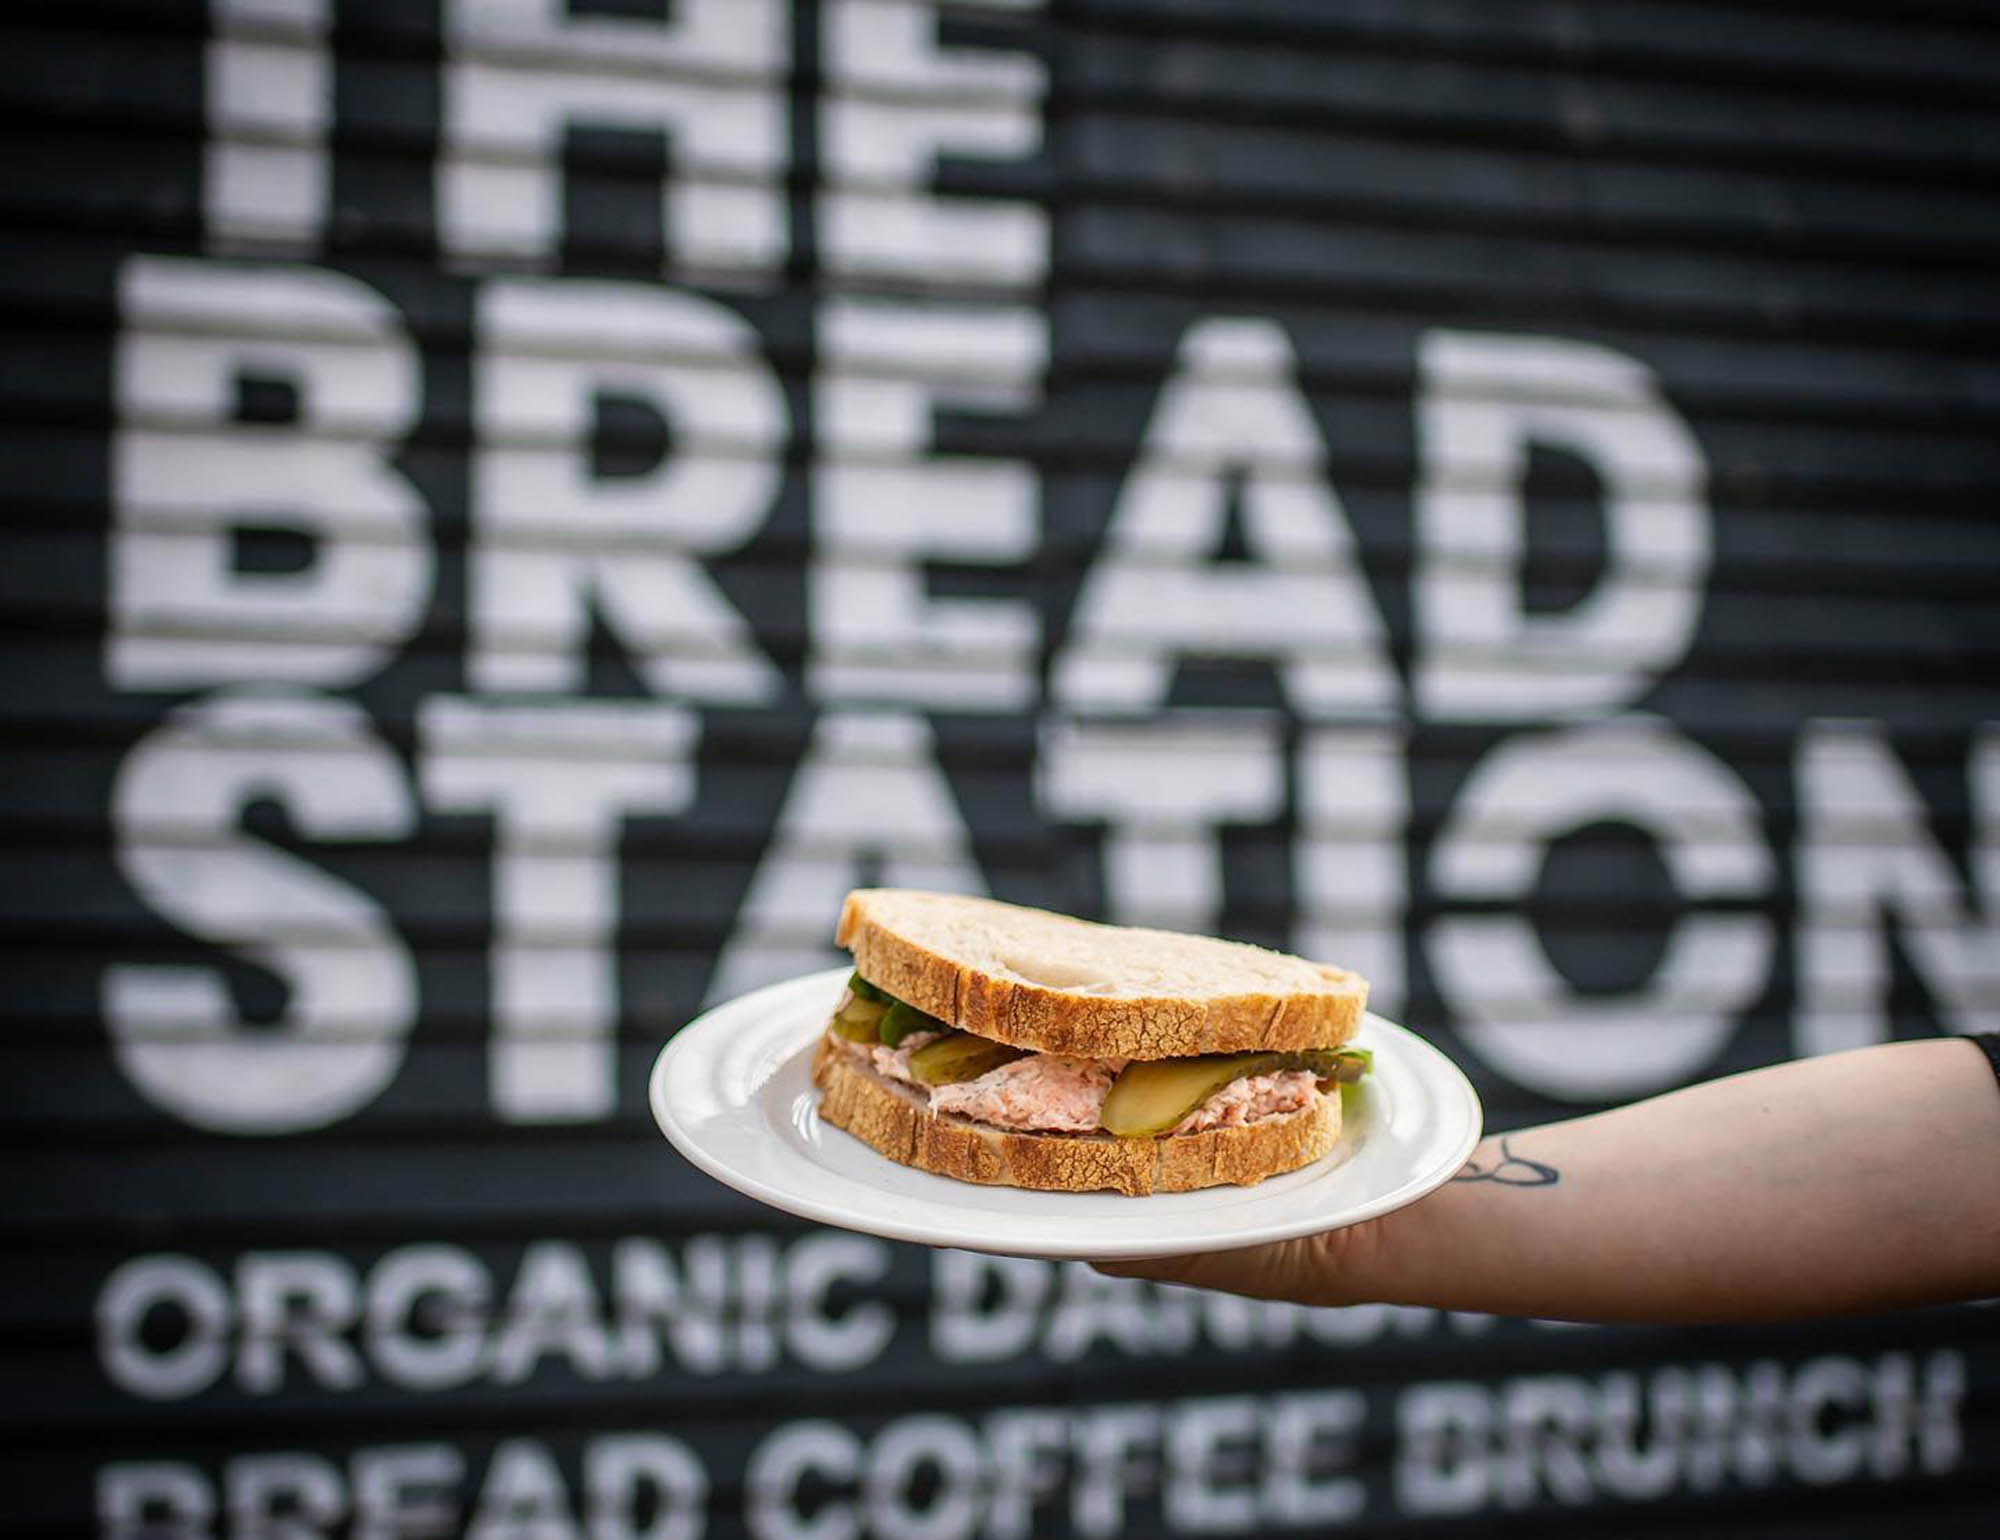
[848,1032,939,1085]
[833,1018,1323,1136]
[930,1054,1118,1133]
[1171,1069,1321,1134]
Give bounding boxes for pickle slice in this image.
[1103,1053,1276,1137]
[1101,1047,1370,1137]
[907,1031,1026,1086]
[829,995,887,1042]
[877,999,947,1047]
[847,971,889,1004]
[1324,1046,1371,1082]
[1276,1046,1371,1083]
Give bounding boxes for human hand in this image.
[1104,1041,2000,1323]
[1089,1135,1540,1309]
[1091,1219,1378,1308]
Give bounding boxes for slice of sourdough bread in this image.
[811,1037,1343,1196]
[837,888,1366,1058]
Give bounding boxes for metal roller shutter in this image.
[2,0,1996,1534]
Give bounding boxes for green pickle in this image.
[877,999,946,1047]
[1332,1046,1372,1081]
[908,1032,1025,1086]
[830,994,887,1042]
[1102,1047,1371,1138]
[847,972,889,1005]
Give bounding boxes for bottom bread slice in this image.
[810,1036,1344,1196]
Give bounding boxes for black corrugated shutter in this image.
[3,0,1997,1534]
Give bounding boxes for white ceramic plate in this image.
[651,966,1483,1260]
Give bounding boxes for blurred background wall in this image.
[3,0,1998,1533]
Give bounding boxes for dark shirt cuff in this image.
[1967,1032,2000,1097]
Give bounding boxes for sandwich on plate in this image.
[811,889,1371,1196]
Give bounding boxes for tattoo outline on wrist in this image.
[1453,1135,1560,1187]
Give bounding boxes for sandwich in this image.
[810,889,1371,1196]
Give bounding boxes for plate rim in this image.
[651,966,1483,1259]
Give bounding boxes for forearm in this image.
[1343,1037,2000,1322]
[1102,1038,2000,1322]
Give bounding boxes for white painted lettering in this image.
[811,299,1043,709]
[1054,318,1394,716]
[104,690,418,1132]
[352,1444,463,1540]
[1068,1405,1160,1539]
[468,1439,581,1540]
[1496,1376,1596,1507]
[784,1233,896,1373]
[439,0,785,274]
[1394,1383,1490,1515]
[470,279,784,703]
[98,1254,233,1401]
[1163,1396,1258,1533]
[1295,726,1407,1018]
[1413,330,1710,719]
[488,1242,615,1384]
[420,696,697,1122]
[1039,715,1283,933]
[863,1415,982,1540]
[982,1409,1068,1540]
[110,257,429,688]
[928,1252,1048,1365]
[735,1232,783,1375]
[584,1436,707,1540]
[1428,717,1771,1099]
[744,1421,860,1540]
[236,1251,364,1394]
[706,712,988,1003]
[610,1238,728,1378]
[1795,720,2000,1054]
[819,0,1046,286]
[365,1245,491,1393]
[1042,1262,1191,1363]
[1590,1372,1679,1501]
[97,1463,214,1540]
[1261,1391,1365,1527]
[228,1451,345,1540]
[205,0,330,251]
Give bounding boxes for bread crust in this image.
[837,889,1366,1058]
[811,1035,1345,1196]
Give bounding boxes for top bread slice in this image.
[836,889,1367,1059]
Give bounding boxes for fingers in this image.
[1090,1254,1198,1280]
[1089,1233,1354,1306]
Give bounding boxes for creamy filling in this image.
[830,1024,1325,1137]
[852,1030,940,1082]
[1167,1069,1320,1134]
[930,1052,1121,1134]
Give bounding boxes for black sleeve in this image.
[1968,1033,2000,1098]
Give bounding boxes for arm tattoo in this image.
[1453,1135,1560,1187]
